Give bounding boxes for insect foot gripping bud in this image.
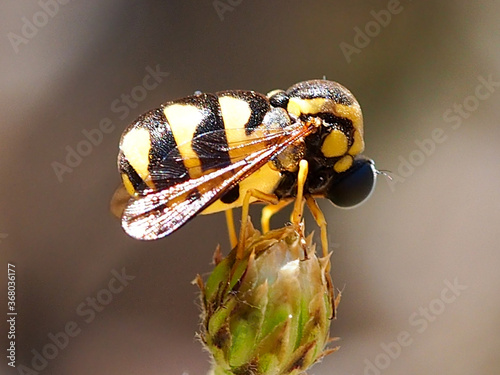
[195,219,339,375]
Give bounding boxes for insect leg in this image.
[225,209,238,249]
[261,198,294,234]
[290,159,309,226]
[237,189,279,259]
[305,195,330,259]
[305,194,336,315]
[225,212,238,249]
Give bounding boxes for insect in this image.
[111,80,377,257]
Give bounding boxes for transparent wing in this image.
[148,126,295,183]
[110,184,130,219]
[122,123,315,240]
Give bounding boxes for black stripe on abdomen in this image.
[119,157,149,194]
[189,94,231,173]
[143,109,190,190]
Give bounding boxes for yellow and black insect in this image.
[112,80,377,256]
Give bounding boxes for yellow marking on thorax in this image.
[288,98,365,157]
[333,103,364,156]
[120,127,155,188]
[334,155,353,173]
[201,162,282,214]
[321,129,349,157]
[349,129,364,156]
[335,102,363,131]
[287,97,335,117]
[163,104,204,178]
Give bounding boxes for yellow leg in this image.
[305,195,329,258]
[237,189,279,259]
[291,159,309,226]
[225,209,238,249]
[305,195,334,308]
[261,198,293,233]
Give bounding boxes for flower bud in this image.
[196,220,338,375]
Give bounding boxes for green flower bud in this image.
[196,220,338,375]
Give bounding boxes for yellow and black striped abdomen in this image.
[118,90,285,207]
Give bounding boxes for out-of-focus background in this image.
[1,1,499,374]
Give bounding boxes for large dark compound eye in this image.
[326,157,377,208]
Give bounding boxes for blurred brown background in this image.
[1,1,499,374]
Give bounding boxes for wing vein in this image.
[122,123,315,240]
